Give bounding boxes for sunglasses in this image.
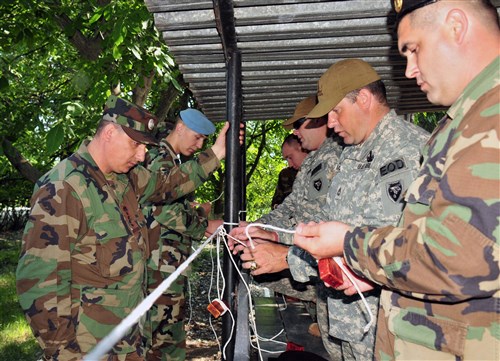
[293,117,307,130]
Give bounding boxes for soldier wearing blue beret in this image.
[143,108,229,361]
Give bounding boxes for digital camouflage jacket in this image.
[344,57,500,360]
[16,140,220,361]
[258,136,343,244]
[288,110,429,360]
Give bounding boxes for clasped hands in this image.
[228,221,375,296]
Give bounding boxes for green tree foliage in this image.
[412,111,445,133]
[0,0,180,209]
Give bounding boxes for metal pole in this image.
[222,49,244,361]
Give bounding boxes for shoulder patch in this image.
[387,180,403,203]
[311,163,322,176]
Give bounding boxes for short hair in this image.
[345,79,389,107]
[409,0,499,30]
[95,119,122,137]
[282,133,301,148]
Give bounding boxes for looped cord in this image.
[244,222,374,333]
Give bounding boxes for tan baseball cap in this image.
[307,59,381,118]
[282,95,317,130]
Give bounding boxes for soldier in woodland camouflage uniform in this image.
[295,1,500,360]
[271,134,308,209]
[287,59,429,360]
[229,95,344,358]
[15,96,226,361]
[143,109,227,361]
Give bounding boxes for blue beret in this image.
[179,109,216,135]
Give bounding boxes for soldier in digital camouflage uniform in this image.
[229,95,344,357]
[16,96,225,361]
[294,1,500,360]
[286,59,429,360]
[143,109,227,361]
[271,134,308,209]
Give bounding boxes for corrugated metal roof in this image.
[145,0,500,122]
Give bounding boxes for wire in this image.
[83,228,222,361]
[332,257,375,333]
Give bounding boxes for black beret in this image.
[392,0,437,21]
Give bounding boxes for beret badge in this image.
[393,0,403,13]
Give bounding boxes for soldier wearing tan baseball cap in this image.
[307,59,381,119]
[282,95,317,130]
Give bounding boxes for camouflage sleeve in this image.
[287,246,319,282]
[16,181,83,359]
[258,162,309,229]
[344,110,500,302]
[137,148,220,204]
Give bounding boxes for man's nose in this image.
[405,57,419,80]
[136,144,147,162]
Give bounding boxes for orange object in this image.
[318,258,343,288]
[207,298,228,318]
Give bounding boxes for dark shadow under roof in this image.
[145,0,500,122]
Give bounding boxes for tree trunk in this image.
[1,137,42,183]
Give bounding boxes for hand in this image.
[228,224,277,251]
[293,221,352,259]
[205,219,223,237]
[211,122,245,160]
[334,258,376,296]
[240,242,288,276]
[211,122,230,160]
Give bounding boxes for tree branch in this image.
[1,137,42,183]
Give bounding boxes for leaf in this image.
[131,46,142,60]
[46,124,65,154]
[0,76,9,90]
[88,10,103,25]
[112,46,122,60]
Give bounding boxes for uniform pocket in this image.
[388,306,467,357]
[94,218,140,278]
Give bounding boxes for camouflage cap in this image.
[392,0,437,22]
[102,95,158,145]
[308,59,381,118]
[282,95,317,130]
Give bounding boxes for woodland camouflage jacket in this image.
[344,57,500,360]
[16,140,220,360]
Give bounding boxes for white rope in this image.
[244,222,295,249]
[332,256,375,333]
[83,227,222,361]
[244,222,374,333]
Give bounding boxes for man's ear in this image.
[356,88,371,111]
[445,8,468,44]
[102,123,116,141]
[175,121,185,134]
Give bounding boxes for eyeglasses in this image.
[293,117,307,130]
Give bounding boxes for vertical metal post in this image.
[222,49,244,361]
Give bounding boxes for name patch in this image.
[380,158,406,177]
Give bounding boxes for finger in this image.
[344,286,358,296]
[295,222,321,237]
